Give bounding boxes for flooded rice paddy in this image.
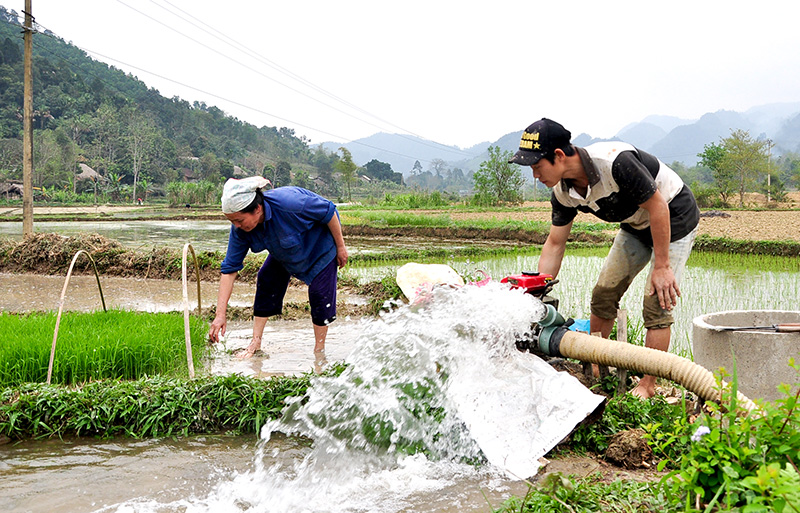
[0,219,514,254]
[2,219,799,512]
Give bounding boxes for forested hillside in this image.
[0,6,347,200]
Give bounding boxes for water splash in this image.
[102,282,603,513]
[266,284,545,464]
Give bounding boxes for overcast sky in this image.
[23,0,800,149]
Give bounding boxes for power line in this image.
[117,0,474,159]
[31,25,445,167]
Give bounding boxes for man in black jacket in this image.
[510,118,700,399]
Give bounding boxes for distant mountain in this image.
[616,122,667,150]
[647,111,753,165]
[623,106,800,165]
[326,102,800,175]
[774,112,800,153]
[321,133,483,177]
[744,102,800,136]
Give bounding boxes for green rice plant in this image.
[0,372,329,439]
[341,207,615,236]
[347,211,454,227]
[0,310,208,387]
[381,191,452,208]
[690,247,800,273]
[693,235,800,258]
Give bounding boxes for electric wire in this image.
[117,0,473,159]
[151,0,471,157]
[31,21,448,167]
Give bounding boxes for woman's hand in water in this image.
[208,315,227,343]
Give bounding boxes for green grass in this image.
[689,247,800,272]
[493,473,669,512]
[0,310,208,387]
[341,208,616,234]
[0,372,322,439]
[693,234,800,258]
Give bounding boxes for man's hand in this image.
[649,265,680,310]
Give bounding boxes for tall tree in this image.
[718,129,770,207]
[275,160,292,187]
[335,147,358,202]
[312,144,335,186]
[124,109,157,203]
[697,142,734,205]
[473,145,524,204]
[363,159,402,184]
[89,103,121,177]
[199,152,221,182]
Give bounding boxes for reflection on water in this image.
[0,435,259,513]
[0,273,253,313]
[0,220,513,254]
[0,220,233,252]
[0,433,528,513]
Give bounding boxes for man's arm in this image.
[208,272,237,343]
[639,190,678,310]
[327,214,349,268]
[538,221,573,278]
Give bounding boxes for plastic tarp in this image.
[395,262,606,479]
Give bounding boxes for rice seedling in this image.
[341,208,616,235]
[689,248,800,273]
[0,372,324,439]
[0,310,208,387]
[344,211,454,227]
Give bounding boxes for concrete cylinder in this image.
[693,310,800,402]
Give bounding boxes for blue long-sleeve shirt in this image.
[220,187,338,284]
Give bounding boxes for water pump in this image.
[501,271,758,412]
[501,271,567,354]
[500,271,558,309]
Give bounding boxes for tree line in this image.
[0,7,407,205]
[0,7,796,208]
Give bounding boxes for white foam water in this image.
[100,282,602,513]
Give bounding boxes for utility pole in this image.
[22,0,34,235]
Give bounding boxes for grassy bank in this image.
[4,368,799,512]
[693,234,800,259]
[0,373,315,439]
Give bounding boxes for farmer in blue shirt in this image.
[208,177,349,360]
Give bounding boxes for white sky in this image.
[22,0,800,149]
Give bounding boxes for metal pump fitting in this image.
[537,304,569,356]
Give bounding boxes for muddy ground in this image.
[421,191,800,242]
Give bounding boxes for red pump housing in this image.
[501,272,555,296]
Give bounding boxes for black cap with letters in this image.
[508,118,572,166]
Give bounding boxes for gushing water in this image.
[101,283,602,513]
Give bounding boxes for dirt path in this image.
[443,208,800,242]
[3,197,800,242]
